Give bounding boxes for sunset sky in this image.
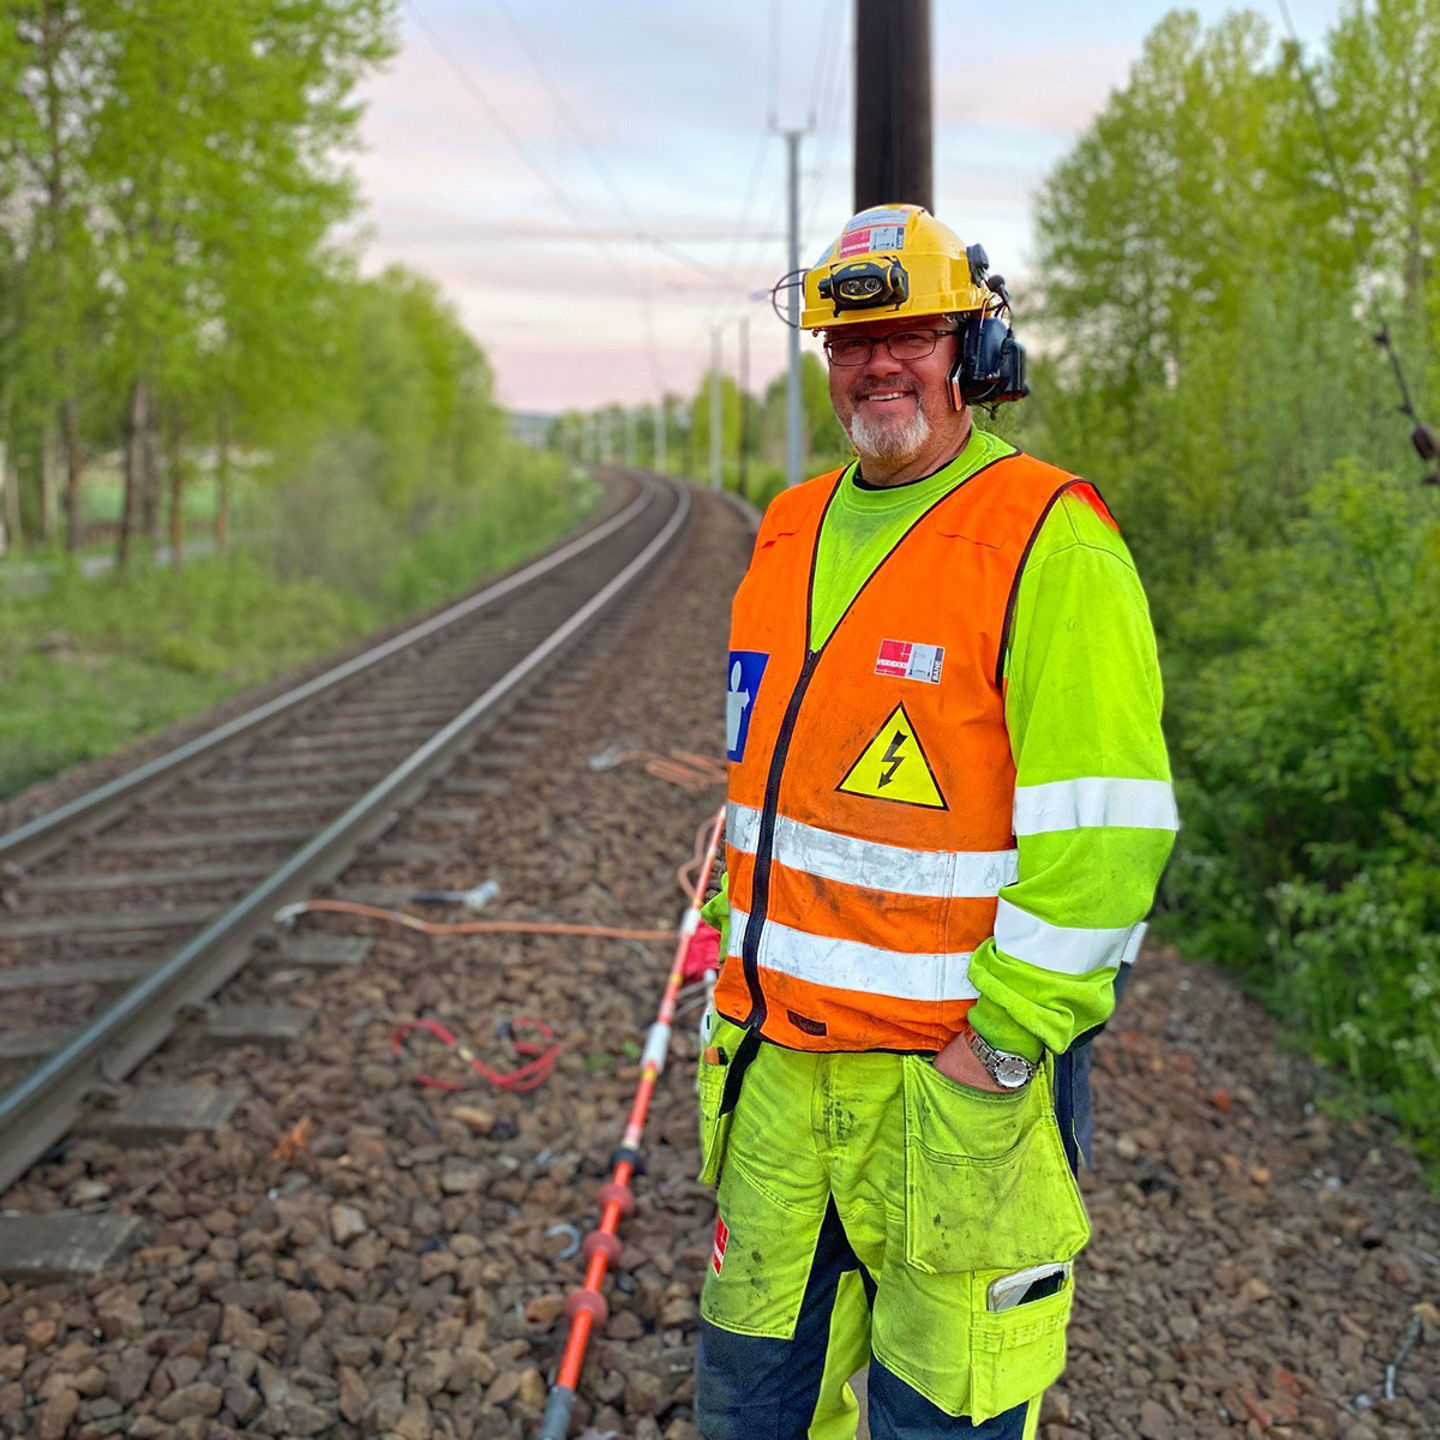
[351,1,1344,413]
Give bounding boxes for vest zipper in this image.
[740,648,821,1028]
[732,449,1024,1035]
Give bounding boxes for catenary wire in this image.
[804,0,852,242]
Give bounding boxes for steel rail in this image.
[0,479,690,1194]
[0,476,654,873]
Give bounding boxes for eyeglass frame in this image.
[821,325,961,368]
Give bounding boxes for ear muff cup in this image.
[949,312,1030,408]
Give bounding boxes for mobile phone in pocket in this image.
[986,1261,1072,1312]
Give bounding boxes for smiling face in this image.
[826,312,972,484]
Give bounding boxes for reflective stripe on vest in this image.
[715,452,1110,1053]
[727,908,980,1002]
[727,801,1019,898]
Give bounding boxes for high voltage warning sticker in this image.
[836,704,947,810]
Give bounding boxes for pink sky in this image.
[350,1,1343,413]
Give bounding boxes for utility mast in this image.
[853,0,932,212]
[709,325,723,490]
[738,316,751,500]
[776,124,812,488]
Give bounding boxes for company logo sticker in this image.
[726,651,769,762]
[839,223,907,259]
[875,639,944,684]
[711,1215,729,1275]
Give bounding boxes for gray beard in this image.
[845,403,931,464]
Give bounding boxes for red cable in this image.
[390,1016,563,1094]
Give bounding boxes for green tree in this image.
[0,1,109,550]
[86,0,394,562]
[1027,1,1440,1154]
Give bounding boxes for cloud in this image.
[934,44,1130,138]
[349,2,1343,411]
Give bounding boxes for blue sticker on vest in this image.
[726,651,768,762]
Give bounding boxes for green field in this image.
[0,464,599,801]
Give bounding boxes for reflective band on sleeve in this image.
[727,802,1017,898]
[993,898,1141,975]
[727,908,979,1002]
[1120,921,1147,966]
[1012,778,1179,836]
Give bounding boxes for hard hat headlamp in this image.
[817,259,910,316]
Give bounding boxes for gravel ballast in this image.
[0,483,1434,1439]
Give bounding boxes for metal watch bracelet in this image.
[966,1026,1037,1089]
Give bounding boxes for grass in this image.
[0,460,598,801]
[0,556,373,798]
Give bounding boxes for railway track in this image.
[0,471,690,1199]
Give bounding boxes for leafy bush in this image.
[1155,463,1440,1152]
[1023,2,1440,1161]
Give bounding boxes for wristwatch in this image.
[966,1026,1038,1090]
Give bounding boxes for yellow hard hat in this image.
[802,203,991,330]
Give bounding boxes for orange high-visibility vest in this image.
[715,450,1110,1052]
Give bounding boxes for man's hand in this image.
[932,1027,1008,1093]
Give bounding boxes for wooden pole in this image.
[853,0,933,213]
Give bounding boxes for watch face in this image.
[994,1055,1033,1089]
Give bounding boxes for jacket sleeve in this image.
[966,498,1178,1061]
[700,871,730,958]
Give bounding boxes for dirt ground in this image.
[0,483,1435,1439]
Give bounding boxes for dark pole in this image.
[853,0,933,213]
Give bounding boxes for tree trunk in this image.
[119,376,149,566]
[1,443,21,557]
[63,392,83,551]
[41,419,60,543]
[215,397,231,551]
[0,438,10,559]
[138,398,160,546]
[167,417,185,570]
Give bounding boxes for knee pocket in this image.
[700,1156,827,1340]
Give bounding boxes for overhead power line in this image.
[805,0,852,242]
[379,220,787,245]
[489,0,737,286]
[404,1,590,242]
[405,0,676,405]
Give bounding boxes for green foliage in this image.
[557,350,852,497]
[0,0,399,554]
[0,446,592,799]
[0,552,372,795]
[1030,2,1440,1155]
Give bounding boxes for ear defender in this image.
[948,311,1029,410]
[947,250,1029,411]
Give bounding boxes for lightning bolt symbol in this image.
[879,730,907,787]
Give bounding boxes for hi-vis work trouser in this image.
[695,1029,1090,1440]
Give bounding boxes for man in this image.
[695,205,1177,1440]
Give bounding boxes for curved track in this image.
[0,472,690,1192]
